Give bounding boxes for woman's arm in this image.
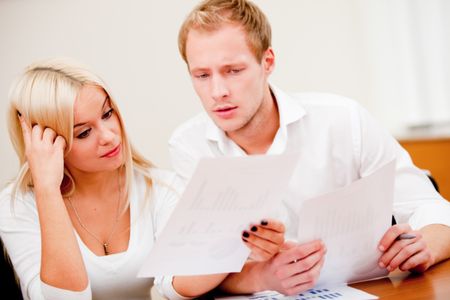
[20,119,89,292]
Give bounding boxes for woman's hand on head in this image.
[19,115,66,190]
[242,218,285,261]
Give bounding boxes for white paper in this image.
[138,154,299,277]
[215,286,378,300]
[296,160,396,287]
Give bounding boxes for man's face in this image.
[185,23,274,134]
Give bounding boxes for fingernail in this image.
[379,262,385,268]
[242,231,250,238]
[378,245,385,251]
[387,265,392,272]
[251,226,257,232]
[261,219,268,226]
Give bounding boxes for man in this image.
[167,0,450,297]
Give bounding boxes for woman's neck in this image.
[69,168,123,202]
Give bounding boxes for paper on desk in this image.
[138,154,299,277]
[215,286,378,300]
[296,160,395,287]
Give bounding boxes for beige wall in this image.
[0,0,403,185]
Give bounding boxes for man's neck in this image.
[227,88,280,155]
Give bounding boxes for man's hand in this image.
[378,224,435,273]
[257,240,326,296]
[242,219,285,261]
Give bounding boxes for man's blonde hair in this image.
[178,0,272,63]
[7,58,153,204]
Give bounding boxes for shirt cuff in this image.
[41,280,91,300]
[154,276,193,300]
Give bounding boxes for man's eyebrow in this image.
[74,95,110,128]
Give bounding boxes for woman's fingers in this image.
[18,114,32,149]
[42,127,57,143]
[54,136,67,151]
[243,219,286,261]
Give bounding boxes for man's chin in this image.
[213,118,243,133]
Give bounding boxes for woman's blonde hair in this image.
[7,58,153,203]
[178,0,272,64]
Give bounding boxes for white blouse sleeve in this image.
[0,188,92,300]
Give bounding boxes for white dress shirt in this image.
[169,85,450,240]
[0,168,183,300]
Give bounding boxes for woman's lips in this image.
[101,144,121,158]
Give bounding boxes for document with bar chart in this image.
[215,286,377,300]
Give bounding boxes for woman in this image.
[0,58,184,299]
[0,58,284,300]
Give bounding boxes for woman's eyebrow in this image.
[74,95,110,128]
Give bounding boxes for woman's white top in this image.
[0,168,184,300]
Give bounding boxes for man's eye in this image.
[195,73,209,79]
[77,129,91,139]
[230,69,242,74]
[102,108,114,119]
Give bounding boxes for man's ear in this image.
[262,47,275,74]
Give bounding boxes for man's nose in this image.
[211,75,230,101]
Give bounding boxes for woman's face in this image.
[64,85,124,175]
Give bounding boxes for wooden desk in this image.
[398,137,450,201]
[351,259,450,299]
[154,260,450,299]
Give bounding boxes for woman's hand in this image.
[19,116,66,191]
[378,224,435,273]
[242,219,285,261]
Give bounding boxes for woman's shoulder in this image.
[0,183,33,204]
[0,183,36,219]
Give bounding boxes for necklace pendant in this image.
[103,243,109,255]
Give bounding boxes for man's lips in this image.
[101,144,121,158]
[213,106,238,119]
[213,105,237,113]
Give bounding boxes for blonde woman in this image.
[0,58,188,299]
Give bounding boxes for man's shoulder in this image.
[169,112,210,144]
[289,91,361,110]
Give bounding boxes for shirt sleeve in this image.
[168,134,198,183]
[354,104,450,229]
[0,189,92,300]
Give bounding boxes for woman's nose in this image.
[98,125,115,145]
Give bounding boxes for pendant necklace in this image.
[66,175,122,255]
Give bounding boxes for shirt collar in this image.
[205,84,307,154]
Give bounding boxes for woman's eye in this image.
[77,129,91,139]
[102,108,114,119]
